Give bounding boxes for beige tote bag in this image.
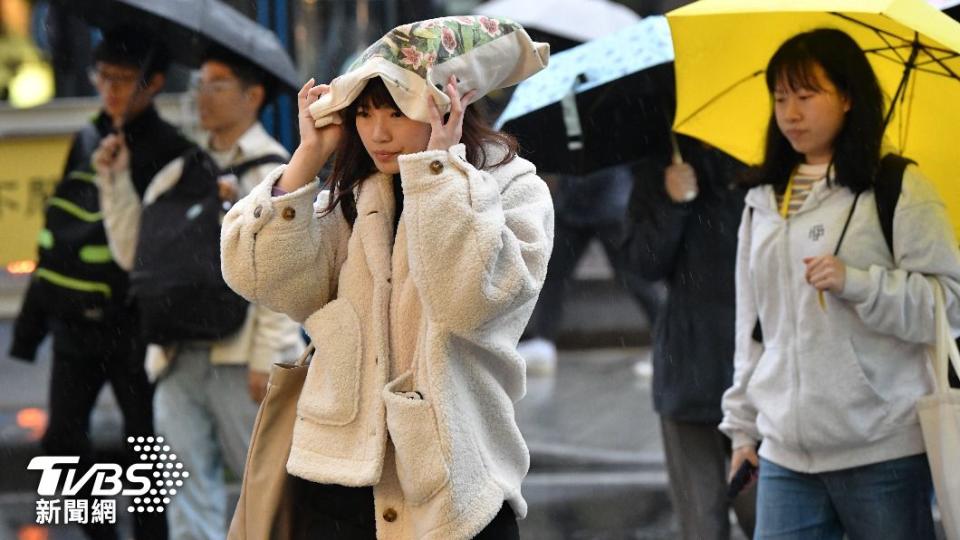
[227,344,314,540]
[918,279,960,540]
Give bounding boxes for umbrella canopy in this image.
[55,0,299,92]
[473,0,641,42]
[498,16,676,174]
[667,0,960,235]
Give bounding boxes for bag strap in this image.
[832,192,860,256]
[226,154,287,179]
[295,343,315,367]
[873,153,915,259]
[931,278,960,393]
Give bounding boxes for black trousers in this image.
[42,332,166,540]
[289,476,519,539]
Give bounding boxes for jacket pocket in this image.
[298,299,363,426]
[383,371,451,505]
[799,338,893,448]
[746,346,801,448]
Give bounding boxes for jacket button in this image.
[383,508,397,522]
[253,205,263,218]
[282,207,296,220]
[429,160,444,174]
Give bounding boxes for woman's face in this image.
[773,62,851,165]
[355,103,432,175]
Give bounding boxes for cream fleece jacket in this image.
[720,165,960,473]
[220,143,554,539]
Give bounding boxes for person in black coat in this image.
[623,134,755,540]
[8,26,193,540]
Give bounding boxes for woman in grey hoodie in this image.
[720,28,960,539]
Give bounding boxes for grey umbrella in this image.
[55,0,299,92]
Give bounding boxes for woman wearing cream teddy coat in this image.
[220,21,553,540]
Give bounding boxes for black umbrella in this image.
[502,64,674,175]
[53,0,299,92]
[497,16,676,176]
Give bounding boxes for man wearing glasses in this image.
[93,46,302,540]
[10,25,192,540]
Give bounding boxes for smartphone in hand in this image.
[727,459,758,500]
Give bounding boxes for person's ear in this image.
[146,73,166,95]
[246,84,265,111]
[841,92,851,113]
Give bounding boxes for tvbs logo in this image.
[28,435,189,518]
[29,456,153,497]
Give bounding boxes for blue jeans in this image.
[154,345,259,540]
[755,455,934,540]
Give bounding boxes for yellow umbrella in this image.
[667,0,960,237]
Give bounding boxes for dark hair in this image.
[322,77,519,223]
[746,28,885,194]
[93,26,171,78]
[200,45,275,109]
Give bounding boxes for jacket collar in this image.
[354,172,395,283]
[201,122,285,161]
[94,104,162,139]
[745,166,841,217]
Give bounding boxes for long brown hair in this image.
[322,77,518,224]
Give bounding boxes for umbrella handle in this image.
[669,131,684,165]
[669,132,697,202]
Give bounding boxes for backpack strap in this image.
[874,153,915,258]
[226,154,287,179]
[75,124,103,165]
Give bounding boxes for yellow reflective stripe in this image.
[35,268,111,298]
[79,245,113,264]
[67,171,97,183]
[47,197,102,222]
[38,229,54,249]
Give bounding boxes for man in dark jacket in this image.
[9,26,193,540]
[623,134,755,540]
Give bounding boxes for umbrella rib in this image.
[865,44,960,81]
[920,47,960,83]
[829,13,912,49]
[674,69,764,130]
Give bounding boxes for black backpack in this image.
[871,155,960,387]
[130,148,285,344]
[33,125,128,322]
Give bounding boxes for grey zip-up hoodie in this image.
[720,164,960,473]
